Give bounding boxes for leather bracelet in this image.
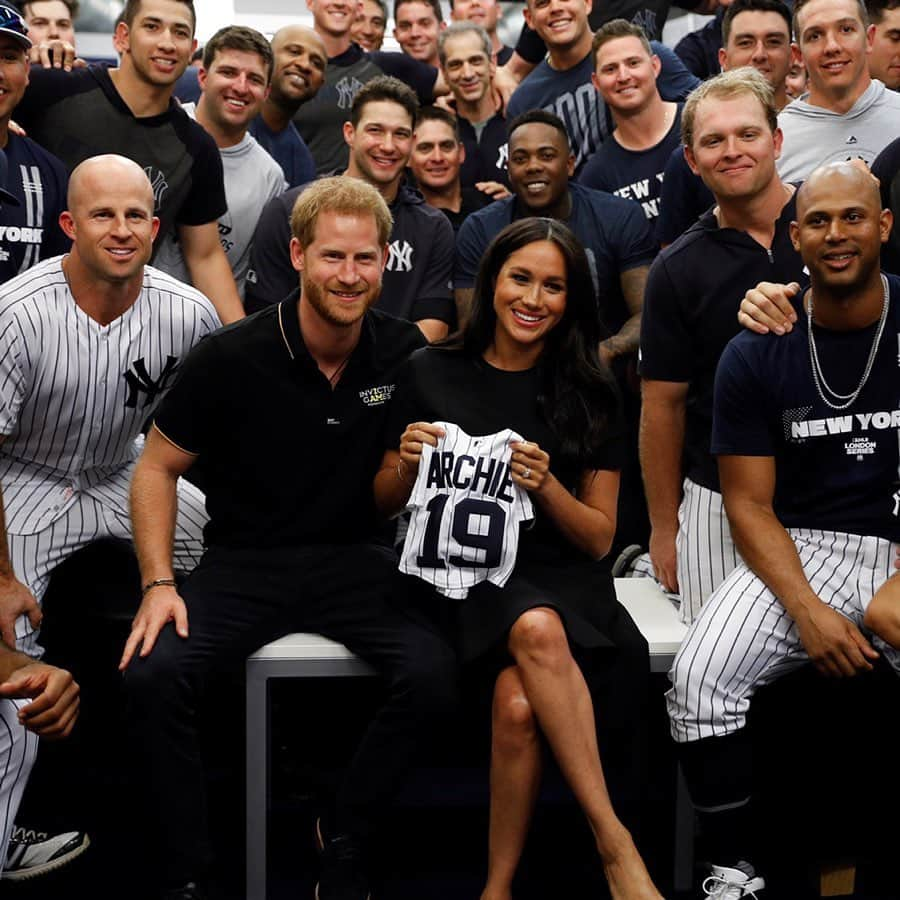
[141,577,177,596]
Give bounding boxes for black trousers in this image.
[123,542,459,887]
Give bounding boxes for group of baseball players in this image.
[0,0,897,898]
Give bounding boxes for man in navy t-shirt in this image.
[579,19,682,225]
[249,25,326,189]
[455,109,655,362]
[506,0,698,173]
[667,161,900,900]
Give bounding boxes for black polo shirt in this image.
[153,297,425,549]
[639,193,805,492]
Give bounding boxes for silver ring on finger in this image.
[522,466,531,479]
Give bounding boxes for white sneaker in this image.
[2,826,90,880]
[702,863,765,899]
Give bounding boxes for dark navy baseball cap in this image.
[0,3,32,50]
[0,150,20,207]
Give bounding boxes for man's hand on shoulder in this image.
[0,573,42,649]
[738,281,801,335]
[0,660,79,739]
[119,584,189,670]
[31,39,84,72]
[476,181,511,201]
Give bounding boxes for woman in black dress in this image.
[374,218,660,900]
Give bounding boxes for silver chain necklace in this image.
[806,274,889,411]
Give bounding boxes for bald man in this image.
[248,25,327,188]
[665,163,898,897]
[0,154,220,878]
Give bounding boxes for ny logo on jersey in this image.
[386,240,414,272]
[143,167,169,211]
[123,356,179,408]
[336,76,365,110]
[496,143,508,172]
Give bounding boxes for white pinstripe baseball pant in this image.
[0,467,206,870]
[8,469,207,657]
[628,478,742,625]
[667,529,898,744]
[676,478,742,625]
[0,698,33,874]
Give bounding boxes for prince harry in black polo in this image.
[121,176,458,900]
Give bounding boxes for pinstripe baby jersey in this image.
[0,256,220,535]
[400,422,534,599]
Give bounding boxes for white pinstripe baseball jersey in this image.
[0,256,220,535]
[399,422,534,599]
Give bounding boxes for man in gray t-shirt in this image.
[777,0,900,182]
[154,26,286,299]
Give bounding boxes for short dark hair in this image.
[592,18,653,61]
[507,109,570,151]
[793,0,868,41]
[350,75,419,127]
[18,0,79,18]
[463,218,620,468]
[394,0,443,22]
[722,0,792,44]
[120,0,195,34]
[367,0,388,15]
[416,105,461,140]
[202,25,273,80]
[866,0,900,24]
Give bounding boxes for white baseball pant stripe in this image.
[10,473,207,657]
[676,477,741,625]
[0,698,36,875]
[626,479,740,623]
[667,529,897,744]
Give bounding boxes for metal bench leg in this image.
[246,665,269,900]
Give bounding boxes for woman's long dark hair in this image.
[459,217,621,470]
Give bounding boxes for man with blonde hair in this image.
[640,68,805,627]
[122,175,458,900]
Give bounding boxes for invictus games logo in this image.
[143,167,169,211]
[359,384,395,406]
[336,76,365,110]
